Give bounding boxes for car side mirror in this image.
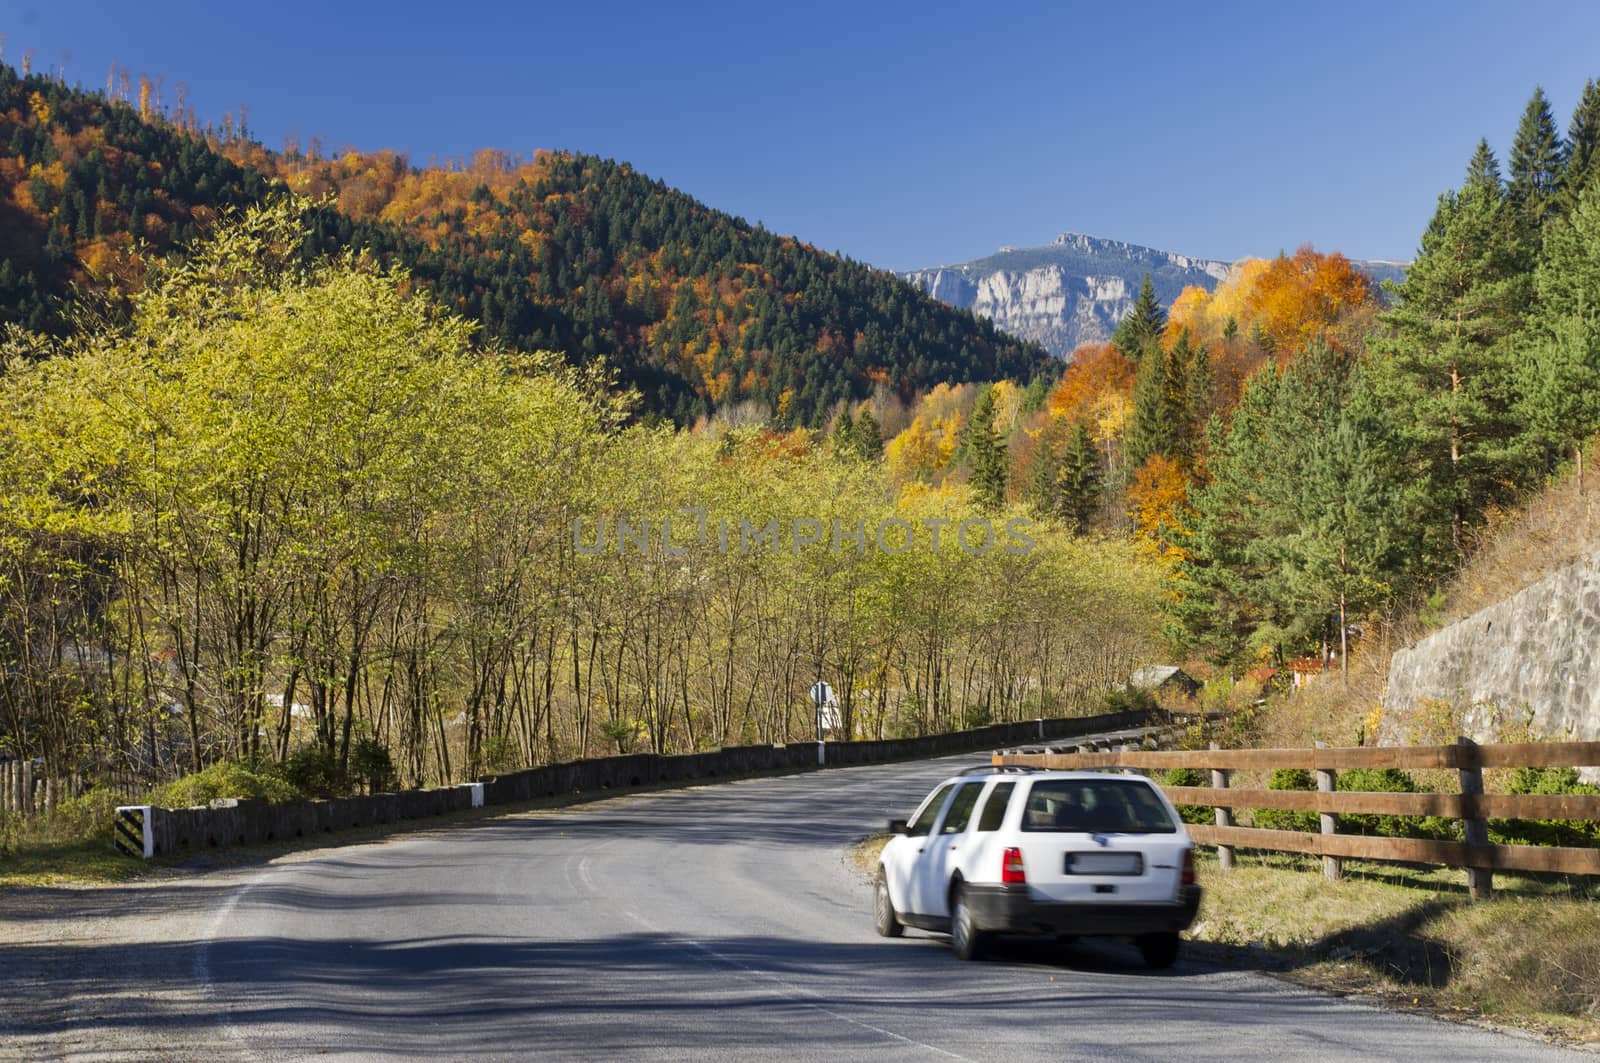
[888,818,909,835]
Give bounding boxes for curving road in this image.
[3,751,1586,1060]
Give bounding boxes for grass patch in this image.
[1191,851,1600,1041]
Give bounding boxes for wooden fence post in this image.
[1458,736,1493,900]
[1314,741,1341,881]
[21,759,33,815]
[1209,741,1235,870]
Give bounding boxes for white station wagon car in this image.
[874,767,1201,966]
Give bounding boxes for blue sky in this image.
[6,1,1600,270]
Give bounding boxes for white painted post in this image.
[115,805,154,858]
[462,782,485,809]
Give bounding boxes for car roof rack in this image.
[959,764,1047,775]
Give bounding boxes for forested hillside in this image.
[0,62,1046,424]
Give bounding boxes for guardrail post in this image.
[114,805,154,858]
[1457,736,1493,900]
[1314,742,1341,881]
[1209,741,1235,870]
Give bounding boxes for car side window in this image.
[938,782,985,835]
[974,781,1015,832]
[906,783,956,837]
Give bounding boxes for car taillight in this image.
[1181,848,1196,887]
[1001,846,1026,885]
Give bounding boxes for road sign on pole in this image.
[811,680,838,765]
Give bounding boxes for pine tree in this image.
[1162,330,1194,461]
[1276,371,1404,683]
[1056,420,1102,530]
[1561,79,1600,212]
[1185,337,1214,441]
[1464,138,1503,195]
[1127,332,1192,470]
[1111,273,1166,361]
[967,387,1008,512]
[1516,179,1600,484]
[1508,86,1567,230]
[831,407,857,458]
[1373,166,1533,569]
[1026,416,1067,516]
[853,409,883,461]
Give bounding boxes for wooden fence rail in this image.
[0,762,145,816]
[995,737,1600,898]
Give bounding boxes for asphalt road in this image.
[3,748,1588,1061]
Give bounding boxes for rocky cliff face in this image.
[904,232,1407,359]
[903,233,1230,358]
[1384,547,1600,747]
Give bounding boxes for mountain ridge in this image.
[902,232,1408,357]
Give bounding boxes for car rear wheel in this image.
[950,885,987,961]
[874,870,904,938]
[1137,931,1180,970]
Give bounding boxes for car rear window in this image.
[975,782,1014,832]
[1020,778,1177,834]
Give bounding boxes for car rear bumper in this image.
[966,883,1202,936]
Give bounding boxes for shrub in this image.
[350,737,397,794]
[1490,766,1600,847]
[50,786,122,838]
[1162,767,1211,825]
[1253,768,1319,832]
[1333,767,1455,840]
[1103,684,1157,715]
[279,747,343,798]
[151,761,301,807]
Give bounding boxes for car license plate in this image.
[1065,851,1143,875]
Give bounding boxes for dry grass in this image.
[1192,852,1600,1040]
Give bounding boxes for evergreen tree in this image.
[1373,166,1532,570]
[1508,86,1567,230]
[1126,333,1190,470]
[1516,179,1600,483]
[1184,337,1214,441]
[1026,416,1068,516]
[831,407,857,458]
[1464,138,1503,195]
[1111,273,1166,361]
[1162,330,1194,461]
[1125,341,1168,471]
[853,409,884,461]
[1056,420,1102,531]
[1562,79,1600,212]
[1275,371,1405,683]
[967,387,1008,512]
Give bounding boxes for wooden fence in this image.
[0,761,145,816]
[995,738,1600,899]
